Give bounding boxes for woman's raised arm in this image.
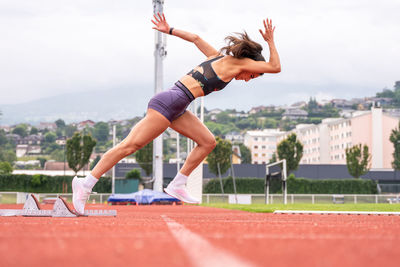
[238,18,281,74]
[151,13,219,57]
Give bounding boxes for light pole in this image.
[152,0,166,192]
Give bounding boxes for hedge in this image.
[204,175,378,194]
[0,174,111,193]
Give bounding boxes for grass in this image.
[0,194,17,204]
[202,203,400,213]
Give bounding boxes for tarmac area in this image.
[1,203,400,267]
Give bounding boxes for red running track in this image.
[1,203,400,267]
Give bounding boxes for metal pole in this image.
[265,170,270,204]
[231,155,238,204]
[176,132,180,173]
[217,163,224,196]
[63,138,66,177]
[152,0,166,192]
[283,159,287,205]
[112,124,116,194]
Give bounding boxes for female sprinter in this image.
[72,13,281,214]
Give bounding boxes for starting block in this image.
[0,194,117,218]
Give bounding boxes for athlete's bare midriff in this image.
[178,55,238,98]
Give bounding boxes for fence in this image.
[1,192,400,205]
[202,193,400,204]
[0,192,112,205]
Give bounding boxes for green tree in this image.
[66,132,97,175]
[269,153,277,164]
[0,161,13,175]
[90,155,101,170]
[125,169,141,179]
[135,142,153,176]
[50,149,64,161]
[376,88,395,98]
[44,132,57,143]
[30,127,38,135]
[307,97,318,112]
[56,128,63,138]
[0,148,17,164]
[215,112,231,124]
[43,143,61,154]
[393,81,400,105]
[65,125,78,137]
[277,133,303,173]
[55,119,66,129]
[0,130,8,146]
[345,144,371,178]
[207,137,232,176]
[12,124,28,137]
[37,157,47,168]
[93,122,109,142]
[238,143,251,164]
[390,122,400,169]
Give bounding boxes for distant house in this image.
[330,98,365,109]
[0,125,11,133]
[365,97,393,107]
[224,131,244,143]
[6,134,43,145]
[44,161,89,171]
[291,101,307,108]
[16,144,41,157]
[16,145,29,158]
[55,137,67,146]
[282,109,308,120]
[249,106,267,114]
[232,145,242,164]
[24,135,43,145]
[228,113,248,118]
[6,134,21,144]
[77,120,95,131]
[37,122,57,131]
[207,108,223,115]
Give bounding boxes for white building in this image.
[244,129,285,164]
[245,106,399,168]
[280,106,399,168]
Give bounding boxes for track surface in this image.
[1,203,400,267]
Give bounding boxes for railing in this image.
[0,192,112,205]
[202,193,400,204]
[1,192,400,205]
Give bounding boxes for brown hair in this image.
[220,32,265,61]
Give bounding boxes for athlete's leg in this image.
[164,110,215,203]
[72,109,170,214]
[170,110,216,176]
[91,109,171,178]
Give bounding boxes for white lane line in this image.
[274,210,400,216]
[161,215,257,267]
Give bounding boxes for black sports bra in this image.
[186,56,231,96]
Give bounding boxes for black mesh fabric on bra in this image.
[187,56,231,95]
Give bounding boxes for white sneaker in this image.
[164,184,200,204]
[72,176,91,215]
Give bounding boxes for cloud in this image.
[0,0,399,112]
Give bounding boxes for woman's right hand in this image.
[151,13,170,34]
[259,18,275,44]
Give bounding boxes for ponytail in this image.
[220,32,265,61]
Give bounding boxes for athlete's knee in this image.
[119,140,146,156]
[202,136,216,151]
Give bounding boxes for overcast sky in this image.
[0,0,399,110]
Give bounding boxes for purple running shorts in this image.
[147,81,195,122]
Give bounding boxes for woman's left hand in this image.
[151,13,170,34]
[259,18,275,44]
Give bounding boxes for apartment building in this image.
[244,129,285,164]
[245,106,399,168]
